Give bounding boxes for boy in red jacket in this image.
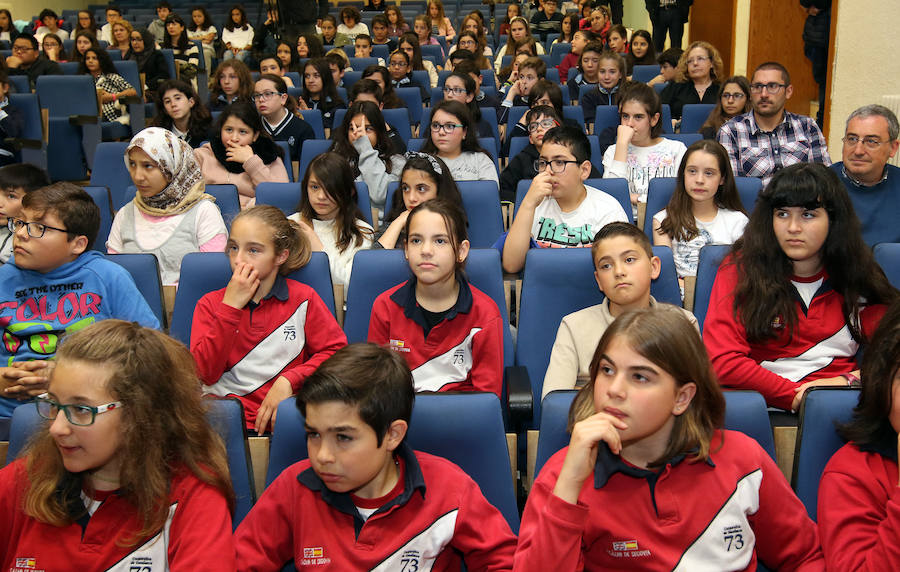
[235,343,517,571]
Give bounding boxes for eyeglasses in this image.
[35,393,124,426]
[527,118,558,132]
[430,122,464,134]
[11,45,34,53]
[252,90,282,102]
[686,56,709,65]
[534,158,578,174]
[749,82,787,94]
[721,92,745,101]
[842,135,889,150]
[389,60,408,68]
[443,86,467,96]
[8,218,69,238]
[130,36,143,42]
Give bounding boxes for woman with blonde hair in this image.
[660,40,725,122]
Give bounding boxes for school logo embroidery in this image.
[451,348,465,365]
[127,556,153,571]
[283,324,297,341]
[607,539,651,558]
[722,524,746,552]
[390,339,411,353]
[300,547,331,566]
[399,549,421,571]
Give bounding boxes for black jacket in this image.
[9,56,61,90]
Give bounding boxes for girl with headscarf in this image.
[108,127,227,285]
[126,27,171,102]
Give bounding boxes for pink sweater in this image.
[194,144,290,208]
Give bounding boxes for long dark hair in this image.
[209,60,253,104]
[421,100,492,160]
[398,32,426,70]
[330,101,396,176]
[298,33,324,59]
[446,71,482,123]
[838,300,900,449]
[303,57,343,105]
[163,14,191,51]
[405,198,469,272]
[75,9,98,34]
[224,4,249,31]
[701,75,751,134]
[657,140,746,242]
[69,30,100,63]
[731,163,898,342]
[386,153,462,223]
[79,47,117,75]
[298,152,372,252]
[189,7,212,31]
[152,79,212,141]
[362,65,403,108]
[257,73,300,116]
[626,29,657,67]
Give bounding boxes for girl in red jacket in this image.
[818,300,900,571]
[0,320,235,571]
[703,163,897,412]
[515,307,824,571]
[190,205,346,433]
[368,198,504,397]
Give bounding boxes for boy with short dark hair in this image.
[100,5,122,45]
[650,47,683,86]
[502,126,628,273]
[542,222,698,395]
[566,40,603,103]
[530,0,564,41]
[454,59,500,112]
[324,51,347,87]
[0,183,160,417]
[0,164,50,263]
[148,1,171,44]
[354,34,384,66]
[235,343,517,570]
[370,15,397,51]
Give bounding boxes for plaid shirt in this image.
[717,110,831,186]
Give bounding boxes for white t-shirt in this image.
[530,185,629,248]
[440,152,499,185]
[602,137,687,217]
[287,214,374,287]
[222,25,254,49]
[188,26,218,43]
[653,207,748,277]
[35,27,69,44]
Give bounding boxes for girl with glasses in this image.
[661,40,724,122]
[0,319,236,568]
[442,72,493,139]
[700,75,751,140]
[254,74,314,163]
[40,33,64,62]
[387,48,430,104]
[126,28,170,102]
[421,100,498,185]
[329,100,405,212]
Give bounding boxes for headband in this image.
[404,151,443,175]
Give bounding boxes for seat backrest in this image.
[9,75,30,93]
[420,43,444,65]
[203,397,255,528]
[680,103,716,134]
[631,64,661,83]
[298,108,325,139]
[516,246,681,426]
[874,242,900,289]
[341,70,362,89]
[89,142,131,208]
[254,182,303,215]
[103,253,167,329]
[8,94,42,141]
[534,389,776,480]
[159,48,177,79]
[792,387,859,521]
[513,177,634,224]
[692,244,730,332]
[593,104,620,135]
[36,74,99,117]
[665,132,702,147]
[735,176,762,214]
[661,104,673,134]
[265,393,520,533]
[6,401,43,463]
[395,87,423,125]
[382,108,412,144]
[643,177,677,238]
[562,105,584,127]
[170,251,336,344]
[204,184,241,227]
[112,59,142,98]
[274,140,294,182]
[296,138,333,184]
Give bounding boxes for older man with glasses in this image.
[832,104,900,246]
[717,61,830,186]
[6,33,61,90]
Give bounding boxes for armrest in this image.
[118,95,143,105]
[504,365,533,431]
[69,115,99,125]
[3,138,43,150]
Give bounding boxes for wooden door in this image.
[688,0,736,75]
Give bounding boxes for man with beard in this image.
[717,61,830,186]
